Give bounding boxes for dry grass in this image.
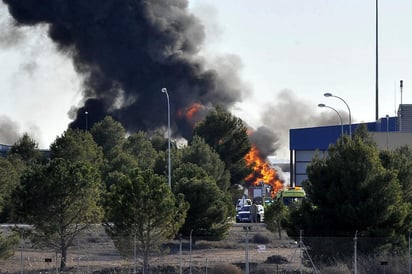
[0,223,314,273]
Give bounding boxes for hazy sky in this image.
[0,1,411,159]
[190,1,412,120]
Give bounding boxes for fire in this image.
[186,103,203,120]
[177,103,203,123]
[244,145,283,197]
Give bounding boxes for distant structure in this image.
[0,145,50,159]
[290,104,412,187]
[0,144,11,157]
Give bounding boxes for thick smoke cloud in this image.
[3,0,246,139]
[249,126,280,159]
[0,116,20,145]
[260,89,348,158]
[2,0,345,159]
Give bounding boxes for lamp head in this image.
[324,92,333,97]
[318,103,326,108]
[161,88,167,93]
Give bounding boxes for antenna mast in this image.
[399,80,403,131]
[401,80,403,105]
[375,0,379,121]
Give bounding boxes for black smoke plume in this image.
[3,0,245,139]
[248,126,280,159]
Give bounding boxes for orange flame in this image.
[244,145,283,197]
[177,103,203,123]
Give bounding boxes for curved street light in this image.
[161,88,171,188]
[324,92,352,137]
[85,110,88,131]
[318,103,344,136]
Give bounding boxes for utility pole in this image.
[375,0,379,120]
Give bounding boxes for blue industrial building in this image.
[0,144,50,159]
[0,144,12,158]
[289,104,412,186]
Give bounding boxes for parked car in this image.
[235,204,264,223]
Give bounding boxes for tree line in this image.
[3,108,411,271]
[264,125,412,267]
[0,108,252,271]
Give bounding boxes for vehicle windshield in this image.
[282,197,304,206]
[239,205,250,212]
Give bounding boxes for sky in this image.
[0,1,412,159]
[190,1,412,118]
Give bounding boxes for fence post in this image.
[409,232,411,274]
[245,227,249,274]
[354,230,358,274]
[179,235,182,274]
[134,233,137,274]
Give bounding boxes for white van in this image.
[235,204,265,223]
[236,198,252,211]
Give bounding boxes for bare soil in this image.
[0,223,314,273]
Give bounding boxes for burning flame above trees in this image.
[244,145,284,197]
[176,102,206,135]
[176,105,283,197]
[177,103,204,122]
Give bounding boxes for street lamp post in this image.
[324,92,352,137]
[85,110,88,131]
[318,103,343,136]
[161,88,171,188]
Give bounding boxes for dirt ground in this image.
[0,223,314,273]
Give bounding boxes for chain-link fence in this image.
[1,225,412,274]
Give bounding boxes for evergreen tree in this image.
[180,135,231,192]
[8,133,43,164]
[380,146,412,235]
[264,200,288,239]
[90,116,126,158]
[193,107,252,186]
[50,128,103,167]
[0,157,21,222]
[103,169,188,272]
[14,159,103,269]
[0,157,19,258]
[174,163,230,240]
[124,131,158,170]
[288,126,408,258]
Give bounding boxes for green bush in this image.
[0,231,19,259]
[265,255,288,264]
[252,233,270,244]
[209,263,242,274]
